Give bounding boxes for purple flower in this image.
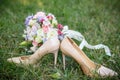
[58,34,64,41]
[25,15,33,26]
[43,38,47,43]
[37,16,45,23]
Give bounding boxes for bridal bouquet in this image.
[20,11,64,52]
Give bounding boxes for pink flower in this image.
[57,29,63,35]
[57,24,63,30]
[33,12,46,18]
[42,26,49,33]
[47,15,53,20]
[40,18,44,23]
[32,40,38,46]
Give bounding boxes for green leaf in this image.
[19,41,31,46]
[49,72,61,79]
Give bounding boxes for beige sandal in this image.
[7,36,60,66]
[60,37,118,77]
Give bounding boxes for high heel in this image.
[7,36,60,67]
[60,37,118,77]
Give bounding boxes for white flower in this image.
[28,19,36,26]
[31,25,38,33]
[33,12,46,19]
[47,28,58,39]
[27,35,34,41]
[37,29,44,37]
[26,27,31,33]
[62,25,69,33]
[43,20,51,27]
[52,19,58,27]
[30,31,36,36]
[34,23,40,28]
[35,36,42,43]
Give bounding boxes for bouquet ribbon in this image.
[63,26,111,56]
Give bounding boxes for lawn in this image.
[0,0,120,80]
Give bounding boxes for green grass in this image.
[0,0,120,80]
